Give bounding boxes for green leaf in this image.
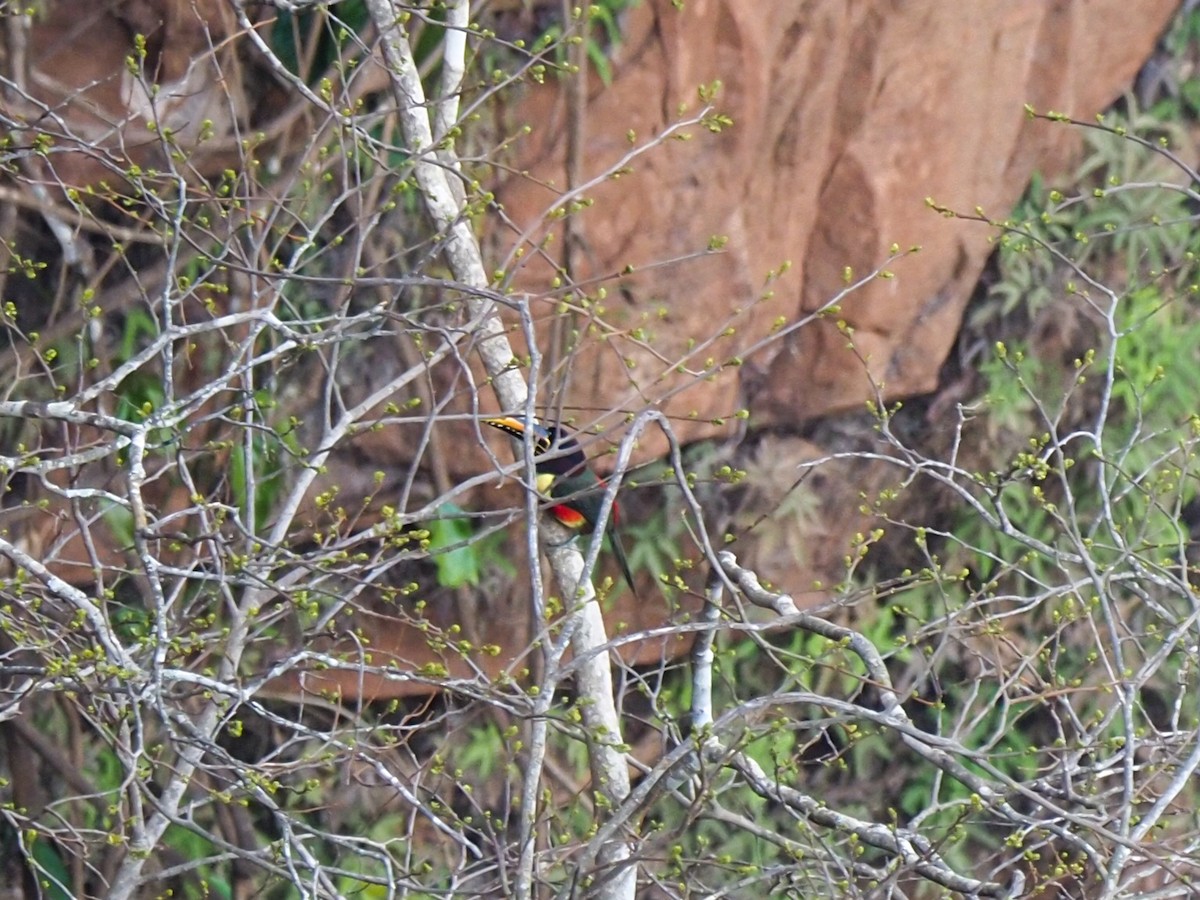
[429,503,480,588]
[28,834,73,900]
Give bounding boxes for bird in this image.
[483,415,638,598]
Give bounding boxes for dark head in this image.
[482,416,587,478]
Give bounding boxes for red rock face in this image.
[497,0,1178,448]
[8,0,1175,463]
[9,0,242,188]
[0,0,1180,691]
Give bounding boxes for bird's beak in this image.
[482,416,528,437]
[483,415,554,454]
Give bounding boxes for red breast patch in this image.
[550,504,589,530]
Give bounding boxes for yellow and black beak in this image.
[483,416,556,492]
[482,416,552,451]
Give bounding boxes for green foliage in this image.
[619,492,682,590]
[655,82,1200,891]
[977,99,1196,333]
[1148,5,1200,120]
[112,308,166,424]
[835,104,1200,877]
[533,1,640,85]
[580,1,638,84]
[227,392,297,530]
[455,719,507,780]
[269,0,371,84]
[428,502,481,587]
[427,503,517,588]
[973,173,1070,328]
[1110,285,1200,432]
[1073,117,1193,280]
[162,827,234,900]
[26,835,73,900]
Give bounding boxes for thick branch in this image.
[361,5,634,897]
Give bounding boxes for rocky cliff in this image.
[499,0,1179,444]
[0,0,1183,693]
